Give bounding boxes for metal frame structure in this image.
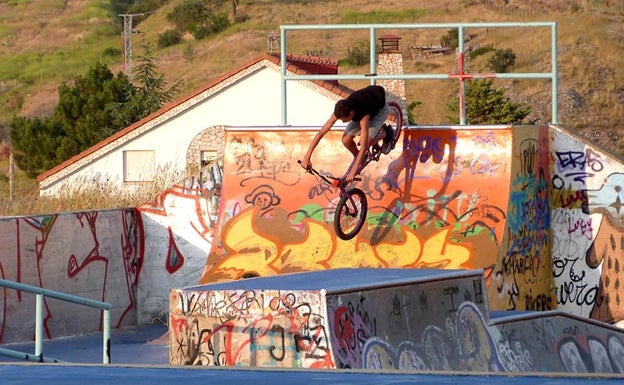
[0,279,111,364]
[279,22,558,126]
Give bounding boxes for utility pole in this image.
[9,152,14,202]
[119,13,145,84]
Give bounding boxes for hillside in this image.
[0,0,623,207]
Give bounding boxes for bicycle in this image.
[300,101,403,240]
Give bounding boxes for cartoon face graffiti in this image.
[245,185,281,211]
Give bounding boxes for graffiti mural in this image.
[0,210,142,344]
[551,128,624,325]
[491,126,555,312]
[169,288,332,368]
[201,128,511,292]
[358,301,624,373]
[172,267,624,372]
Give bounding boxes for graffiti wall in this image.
[0,209,142,344]
[354,300,624,373]
[199,127,523,307]
[201,128,511,277]
[326,272,487,369]
[4,123,624,348]
[0,166,220,345]
[137,166,221,323]
[490,125,556,312]
[169,287,331,367]
[169,267,624,373]
[550,126,624,325]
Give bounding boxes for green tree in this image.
[440,29,458,50]
[110,43,180,127]
[54,62,133,152]
[10,62,133,176]
[166,0,231,39]
[488,48,516,73]
[10,46,178,177]
[167,0,212,31]
[9,117,63,177]
[447,79,530,125]
[343,40,370,66]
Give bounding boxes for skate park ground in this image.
[1,322,624,384]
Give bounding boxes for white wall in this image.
[39,62,341,197]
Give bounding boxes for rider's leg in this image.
[368,104,390,143]
[366,104,392,153]
[342,132,360,157]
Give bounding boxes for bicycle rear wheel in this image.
[387,101,404,146]
[334,188,368,240]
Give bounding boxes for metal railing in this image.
[0,279,111,364]
[279,22,558,126]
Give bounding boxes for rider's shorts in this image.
[343,103,390,139]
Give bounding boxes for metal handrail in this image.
[0,278,111,364]
[279,22,558,126]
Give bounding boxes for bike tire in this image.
[387,101,404,145]
[334,188,368,240]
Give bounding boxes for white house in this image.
[36,54,353,197]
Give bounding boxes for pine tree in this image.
[447,79,531,125]
[10,44,178,176]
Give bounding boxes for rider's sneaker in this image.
[381,124,394,154]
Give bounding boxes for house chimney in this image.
[377,34,407,119]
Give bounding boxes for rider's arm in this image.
[345,114,371,182]
[301,114,338,169]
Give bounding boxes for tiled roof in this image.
[37,54,353,183]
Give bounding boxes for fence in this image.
[0,278,111,364]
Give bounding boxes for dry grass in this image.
[0,173,184,216]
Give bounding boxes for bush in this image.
[342,40,369,66]
[469,45,494,60]
[207,12,231,34]
[488,48,516,73]
[235,13,250,23]
[167,1,212,32]
[157,29,182,48]
[447,79,530,124]
[183,43,195,62]
[167,2,230,41]
[440,29,458,50]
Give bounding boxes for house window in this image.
[200,150,217,167]
[123,150,155,182]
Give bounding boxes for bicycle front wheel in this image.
[334,188,368,240]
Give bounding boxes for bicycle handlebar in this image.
[298,160,362,188]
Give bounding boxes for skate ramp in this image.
[197,123,624,329]
[171,267,624,373]
[200,125,548,313]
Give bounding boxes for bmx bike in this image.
[300,101,403,240]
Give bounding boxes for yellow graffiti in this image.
[204,207,473,282]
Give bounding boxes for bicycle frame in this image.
[299,161,367,240]
[298,101,403,240]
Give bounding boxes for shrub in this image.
[157,29,182,48]
[488,48,516,73]
[440,29,459,50]
[469,45,494,60]
[343,40,369,66]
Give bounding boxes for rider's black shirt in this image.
[346,85,386,122]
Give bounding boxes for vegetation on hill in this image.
[0,0,623,214]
